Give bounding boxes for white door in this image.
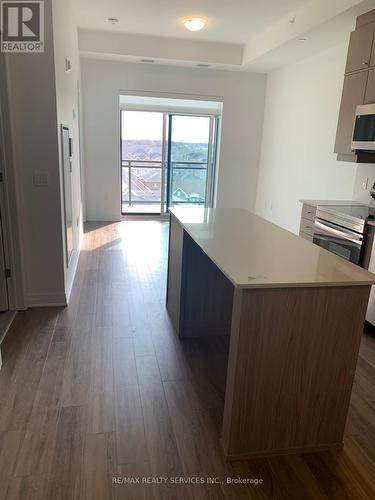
[0,211,8,311]
[0,108,9,311]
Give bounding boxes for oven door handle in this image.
[314,220,363,244]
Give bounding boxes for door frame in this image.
[0,54,27,311]
[165,112,218,211]
[120,108,165,216]
[120,107,220,216]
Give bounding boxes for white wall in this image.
[255,43,358,234]
[5,0,66,306]
[353,164,375,204]
[81,59,266,220]
[52,0,83,300]
[3,0,82,307]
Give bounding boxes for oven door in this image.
[313,219,364,265]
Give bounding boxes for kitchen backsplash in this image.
[353,164,375,205]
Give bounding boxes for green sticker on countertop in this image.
[248,274,267,280]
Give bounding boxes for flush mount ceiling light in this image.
[108,17,119,25]
[183,17,207,32]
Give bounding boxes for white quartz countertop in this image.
[169,207,375,289]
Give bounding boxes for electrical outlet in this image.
[33,171,49,187]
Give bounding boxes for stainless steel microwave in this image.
[352,103,375,151]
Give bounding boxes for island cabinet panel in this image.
[167,214,234,338]
[334,71,368,155]
[166,215,184,334]
[345,22,375,74]
[179,231,234,338]
[167,207,375,460]
[221,285,370,459]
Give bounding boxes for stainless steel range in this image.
[312,205,373,265]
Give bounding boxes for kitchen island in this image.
[166,207,375,461]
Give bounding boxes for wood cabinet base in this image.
[166,214,370,461]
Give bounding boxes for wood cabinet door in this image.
[365,68,375,103]
[334,71,368,154]
[345,23,375,73]
[371,28,375,67]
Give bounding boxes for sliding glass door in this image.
[166,114,212,208]
[121,110,219,215]
[121,110,164,214]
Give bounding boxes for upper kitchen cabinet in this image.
[364,68,375,104]
[335,9,375,162]
[334,71,368,155]
[345,23,375,74]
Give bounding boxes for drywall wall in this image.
[4,0,66,306]
[3,0,83,306]
[81,58,266,220]
[52,0,83,301]
[353,164,375,204]
[255,43,358,234]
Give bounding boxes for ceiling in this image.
[76,0,375,72]
[74,0,310,44]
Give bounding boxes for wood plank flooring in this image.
[0,220,375,499]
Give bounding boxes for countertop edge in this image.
[236,281,375,289]
[170,210,375,289]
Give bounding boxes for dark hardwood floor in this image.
[0,220,375,499]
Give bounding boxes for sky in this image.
[121,111,210,143]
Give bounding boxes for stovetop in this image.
[315,204,375,234]
[319,204,374,221]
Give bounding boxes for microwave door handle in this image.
[314,220,363,244]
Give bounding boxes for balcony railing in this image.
[121,159,208,208]
[121,160,162,205]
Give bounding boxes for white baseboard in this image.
[27,246,80,308]
[85,217,120,223]
[28,292,67,308]
[65,248,80,304]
